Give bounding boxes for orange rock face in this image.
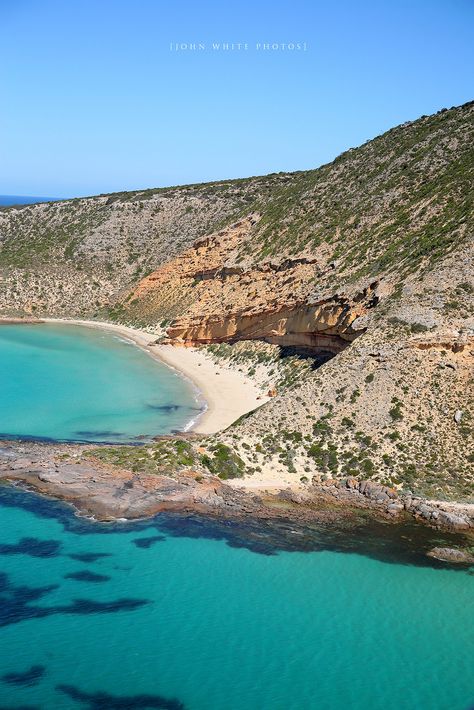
[126,213,376,354]
[165,298,368,353]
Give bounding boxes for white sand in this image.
[42,319,268,435]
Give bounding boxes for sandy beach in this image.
[41,318,268,435]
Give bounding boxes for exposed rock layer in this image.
[1,442,473,537]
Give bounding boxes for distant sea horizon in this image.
[0,195,60,207]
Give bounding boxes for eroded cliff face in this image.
[165,298,368,353]
[126,215,378,354]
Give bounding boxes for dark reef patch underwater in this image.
[64,570,111,583]
[1,665,46,687]
[0,483,472,710]
[56,684,185,709]
[0,484,471,568]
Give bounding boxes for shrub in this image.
[202,443,246,479]
[312,417,332,437]
[410,322,429,333]
[361,458,375,474]
[350,388,361,403]
[389,403,403,421]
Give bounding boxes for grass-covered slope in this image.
[249,102,474,281]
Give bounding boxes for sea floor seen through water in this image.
[0,486,472,710]
[0,324,201,442]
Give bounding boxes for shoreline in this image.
[1,440,473,566]
[39,318,269,435]
[1,317,473,547]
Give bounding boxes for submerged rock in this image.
[427,547,474,564]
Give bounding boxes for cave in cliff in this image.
[165,292,372,362]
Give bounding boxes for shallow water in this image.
[0,487,472,710]
[0,324,201,442]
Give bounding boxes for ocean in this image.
[0,487,472,709]
[0,196,59,207]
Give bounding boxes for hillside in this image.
[0,175,284,316]
[1,101,473,511]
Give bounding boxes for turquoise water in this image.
[0,324,201,442]
[0,487,473,710]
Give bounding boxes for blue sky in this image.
[1,0,473,197]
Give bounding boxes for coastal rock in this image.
[386,502,404,515]
[417,504,433,520]
[437,511,471,530]
[358,480,395,501]
[0,440,473,539]
[427,547,474,564]
[9,458,35,469]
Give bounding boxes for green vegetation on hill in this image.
[2,102,472,291]
[249,103,474,283]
